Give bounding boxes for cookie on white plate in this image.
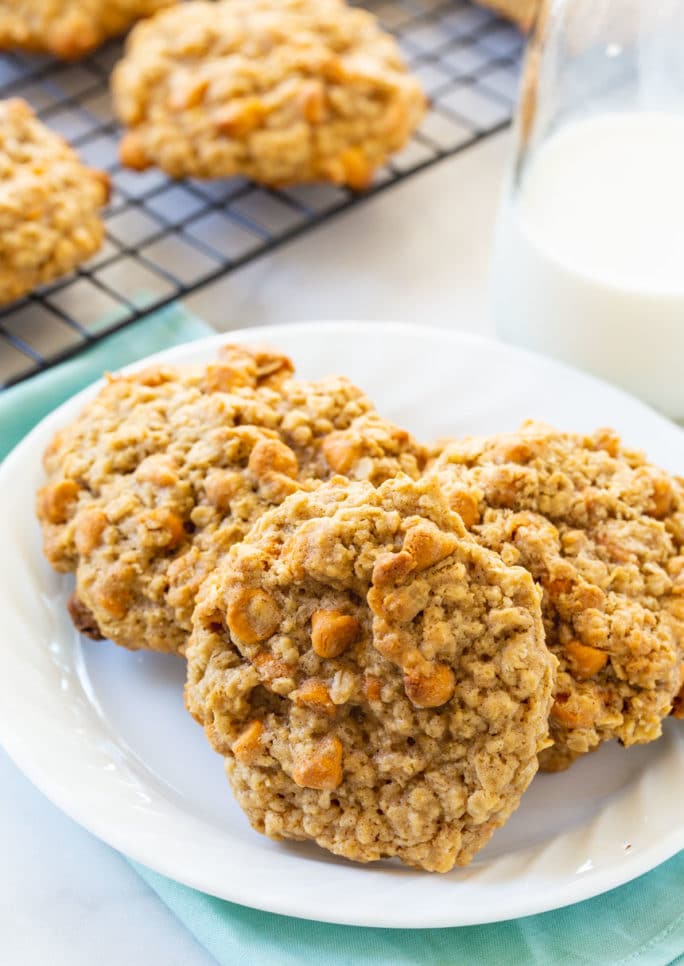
[37,346,424,655]
[186,475,554,871]
[429,421,684,771]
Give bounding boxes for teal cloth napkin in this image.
[2,304,682,966]
[1,304,210,457]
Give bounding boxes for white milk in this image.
[491,112,684,419]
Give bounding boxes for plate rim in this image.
[1,320,682,928]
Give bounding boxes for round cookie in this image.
[112,0,426,187]
[186,476,554,872]
[0,98,109,305]
[38,344,293,572]
[428,421,684,771]
[38,346,295,652]
[38,347,425,654]
[0,0,176,59]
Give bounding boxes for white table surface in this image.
[1,129,511,966]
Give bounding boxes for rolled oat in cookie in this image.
[112,0,426,187]
[0,98,109,305]
[185,475,554,872]
[37,345,424,654]
[306,410,426,485]
[0,0,175,59]
[428,421,684,771]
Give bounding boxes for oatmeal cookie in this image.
[429,421,684,771]
[185,475,554,871]
[112,0,426,187]
[38,352,292,654]
[38,346,424,654]
[38,344,293,572]
[0,98,109,305]
[303,410,426,485]
[0,0,176,59]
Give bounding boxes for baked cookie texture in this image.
[428,421,684,771]
[37,346,425,654]
[112,0,427,187]
[0,98,109,305]
[185,475,555,871]
[0,0,176,59]
[475,0,541,30]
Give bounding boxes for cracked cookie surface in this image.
[0,98,109,304]
[186,475,554,871]
[112,0,426,186]
[37,346,424,654]
[0,0,175,59]
[429,421,684,771]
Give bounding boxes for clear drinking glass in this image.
[490,0,684,420]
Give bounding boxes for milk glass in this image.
[491,0,684,420]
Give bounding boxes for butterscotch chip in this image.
[37,479,80,525]
[232,720,264,765]
[112,0,426,186]
[363,675,382,702]
[38,345,424,655]
[550,692,601,729]
[0,98,108,305]
[74,508,108,556]
[402,520,458,571]
[0,0,176,59]
[305,410,426,485]
[138,507,185,549]
[292,679,337,715]
[311,610,359,658]
[276,378,425,490]
[564,640,609,680]
[292,736,343,790]
[429,420,684,771]
[227,588,281,645]
[448,488,480,529]
[403,662,455,709]
[207,345,294,393]
[186,475,554,872]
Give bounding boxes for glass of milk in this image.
[491,0,684,420]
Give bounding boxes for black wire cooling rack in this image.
[0,0,523,388]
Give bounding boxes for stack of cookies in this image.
[36,344,684,873]
[0,0,427,305]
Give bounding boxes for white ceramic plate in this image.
[0,322,682,929]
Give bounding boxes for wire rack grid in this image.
[0,0,524,388]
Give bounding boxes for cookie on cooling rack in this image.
[112,0,426,188]
[37,345,425,654]
[428,421,684,771]
[185,475,554,872]
[476,0,541,31]
[0,0,176,59]
[0,98,109,305]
